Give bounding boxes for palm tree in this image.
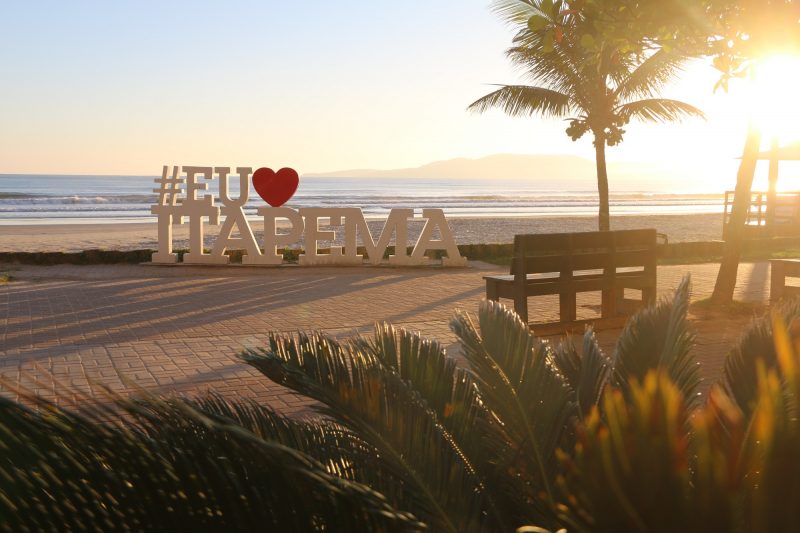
[468,2,704,231]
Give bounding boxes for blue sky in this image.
[1,0,792,188]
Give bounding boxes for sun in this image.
[750,54,800,144]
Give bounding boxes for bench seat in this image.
[485,230,657,328]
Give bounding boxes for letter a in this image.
[410,209,466,266]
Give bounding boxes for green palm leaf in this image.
[468,85,572,118]
[615,49,689,100]
[451,300,575,526]
[490,0,541,26]
[506,45,593,110]
[136,392,368,482]
[0,394,422,532]
[552,330,612,418]
[616,98,705,123]
[721,298,800,419]
[357,324,489,459]
[243,332,494,532]
[360,323,459,414]
[557,372,694,531]
[612,276,701,409]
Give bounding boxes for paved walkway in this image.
[0,261,775,415]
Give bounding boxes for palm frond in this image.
[0,394,422,532]
[616,98,705,123]
[688,386,745,532]
[657,277,701,403]
[357,324,490,460]
[506,45,593,111]
[557,372,693,531]
[451,299,575,525]
[468,85,572,118]
[614,49,690,100]
[243,332,494,532]
[553,330,612,418]
[721,298,800,419]
[741,316,800,530]
[490,0,541,26]
[551,337,581,389]
[579,332,613,415]
[136,392,368,482]
[361,323,459,415]
[613,276,701,409]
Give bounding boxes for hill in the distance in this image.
[303,153,688,190]
[305,154,594,182]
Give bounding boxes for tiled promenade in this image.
[0,261,774,415]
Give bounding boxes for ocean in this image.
[0,174,725,225]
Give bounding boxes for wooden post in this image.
[771,259,786,304]
[766,136,780,236]
[601,233,617,318]
[723,191,732,241]
[512,237,529,324]
[559,235,577,323]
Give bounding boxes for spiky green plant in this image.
[0,277,695,531]
[553,307,800,532]
[6,275,800,532]
[0,392,422,532]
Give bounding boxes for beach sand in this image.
[0,212,723,253]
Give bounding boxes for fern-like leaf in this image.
[613,276,701,408]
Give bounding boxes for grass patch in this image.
[480,256,512,266]
[661,247,800,266]
[760,247,800,260]
[0,249,154,266]
[0,272,15,283]
[658,254,722,265]
[1,240,799,268]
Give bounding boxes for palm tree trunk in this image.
[594,135,610,231]
[711,122,762,303]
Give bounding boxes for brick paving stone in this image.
[0,260,780,415]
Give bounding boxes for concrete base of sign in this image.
[142,258,470,268]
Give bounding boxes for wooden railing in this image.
[723,190,800,239]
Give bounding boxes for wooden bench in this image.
[770,259,800,304]
[485,229,657,331]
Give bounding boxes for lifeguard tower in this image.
[723,141,800,239]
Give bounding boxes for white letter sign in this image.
[150,165,466,267]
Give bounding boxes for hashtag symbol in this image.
[153,165,184,206]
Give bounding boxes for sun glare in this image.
[750,55,800,144]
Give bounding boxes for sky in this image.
[1,1,798,191]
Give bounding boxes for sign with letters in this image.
[150,165,467,267]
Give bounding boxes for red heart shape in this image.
[252,167,299,207]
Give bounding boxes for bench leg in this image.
[485,280,500,301]
[771,262,786,305]
[601,288,623,318]
[514,293,528,324]
[642,285,656,307]
[560,292,576,323]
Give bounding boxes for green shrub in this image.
[4,277,800,531]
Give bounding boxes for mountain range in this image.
[305,154,592,181]
[303,153,685,189]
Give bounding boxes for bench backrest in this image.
[510,229,657,276]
